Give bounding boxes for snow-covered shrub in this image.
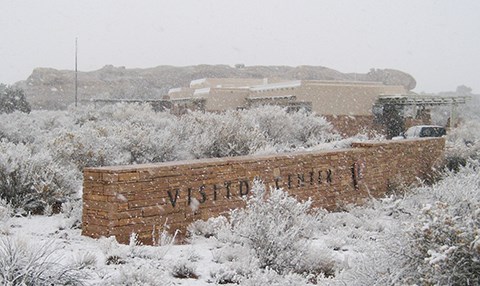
[243,106,338,148]
[215,181,333,276]
[49,104,180,171]
[106,120,179,164]
[61,198,83,229]
[0,110,73,147]
[102,262,172,286]
[399,164,480,285]
[177,107,339,159]
[98,236,128,265]
[0,237,87,285]
[72,251,97,270]
[0,112,42,144]
[0,199,10,222]
[0,199,11,235]
[0,85,31,114]
[49,122,128,170]
[127,233,150,259]
[407,201,480,285]
[211,243,255,263]
[85,103,180,164]
[126,232,172,260]
[177,110,267,158]
[333,163,480,285]
[445,120,480,170]
[240,268,310,286]
[187,216,229,239]
[0,140,78,213]
[170,259,198,279]
[209,245,258,284]
[0,104,344,219]
[210,267,243,284]
[282,107,339,146]
[242,106,298,145]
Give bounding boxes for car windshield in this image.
[420,127,445,137]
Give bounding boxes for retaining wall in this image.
[82,138,445,244]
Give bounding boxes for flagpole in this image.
[75,37,78,107]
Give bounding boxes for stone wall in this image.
[82,138,445,245]
[325,115,386,137]
[248,80,406,116]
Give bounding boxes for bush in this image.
[243,106,338,147]
[0,104,342,215]
[400,163,480,285]
[0,140,78,213]
[209,181,334,277]
[445,120,480,168]
[0,199,10,222]
[187,216,229,239]
[223,182,319,273]
[0,237,87,285]
[102,262,172,286]
[240,269,310,286]
[170,259,198,279]
[177,110,267,159]
[48,104,182,171]
[407,201,480,285]
[0,199,11,235]
[0,84,31,114]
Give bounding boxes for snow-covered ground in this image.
[2,162,479,285]
[1,101,479,285]
[1,198,394,285]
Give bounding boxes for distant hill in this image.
[14,64,416,110]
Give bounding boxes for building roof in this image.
[193,87,211,95]
[190,78,207,88]
[250,80,302,92]
[377,94,470,106]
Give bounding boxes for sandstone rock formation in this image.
[14,65,416,110]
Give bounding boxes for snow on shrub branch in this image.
[190,181,335,282]
[0,140,78,213]
[0,104,340,212]
[398,162,480,285]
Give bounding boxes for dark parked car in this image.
[403,125,446,138]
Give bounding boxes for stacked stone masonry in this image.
[82,138,445,245]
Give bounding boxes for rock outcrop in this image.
[15,65,416,110]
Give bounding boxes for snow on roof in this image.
[194,87,211,95]
[190,78,207,88]
[250,80,302,92]
[378,94,407,99]
[170,97,205,102]
[248,95,296,100]
[168,87,182,94]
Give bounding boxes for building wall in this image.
[249,81,406,116]
[190,78,266,89]
[168,87,195,99]
[325,115,386,137]
[82,138,445,245]
[301,83,405,116]
[204,88,250,112]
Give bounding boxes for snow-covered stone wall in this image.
[82,138,445,244]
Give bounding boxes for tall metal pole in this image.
[451,103,457,128]
[75,37,78,107]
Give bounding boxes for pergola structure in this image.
[373,94,470,138]
[376,94,469,106]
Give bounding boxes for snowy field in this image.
[1,164,479,285]
[0,102,479,285]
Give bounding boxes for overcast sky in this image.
[1,0,479,93]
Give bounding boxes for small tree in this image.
[216,181,334,276]
[0,84,31,114]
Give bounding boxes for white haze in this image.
[0,0,479,93]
